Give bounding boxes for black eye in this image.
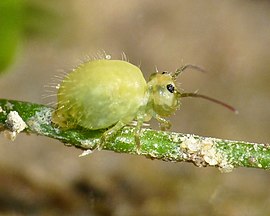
[162,71,168,74]
[166,84,174,93]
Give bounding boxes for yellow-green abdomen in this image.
[52,60,147,129]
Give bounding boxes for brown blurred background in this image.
[0,0,270,215]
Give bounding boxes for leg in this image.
[97,121,126,150]
[134,118,144,154]
[154,114,171,131]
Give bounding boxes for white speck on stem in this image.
[0,106,6,115]
[5,102,14,110]
[27,107,52,134]
[79,149,93,157]
[4,111,28,141]
[180,135,234,173]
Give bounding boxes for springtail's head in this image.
[148,64,238,117]
[148,71,180,117]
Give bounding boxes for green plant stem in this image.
[0,99,269,172]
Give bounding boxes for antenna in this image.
[180,92,238,114]
[172,64,206,79]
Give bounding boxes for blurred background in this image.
[0,0,270,215]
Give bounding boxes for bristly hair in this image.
[42,50,113,108]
